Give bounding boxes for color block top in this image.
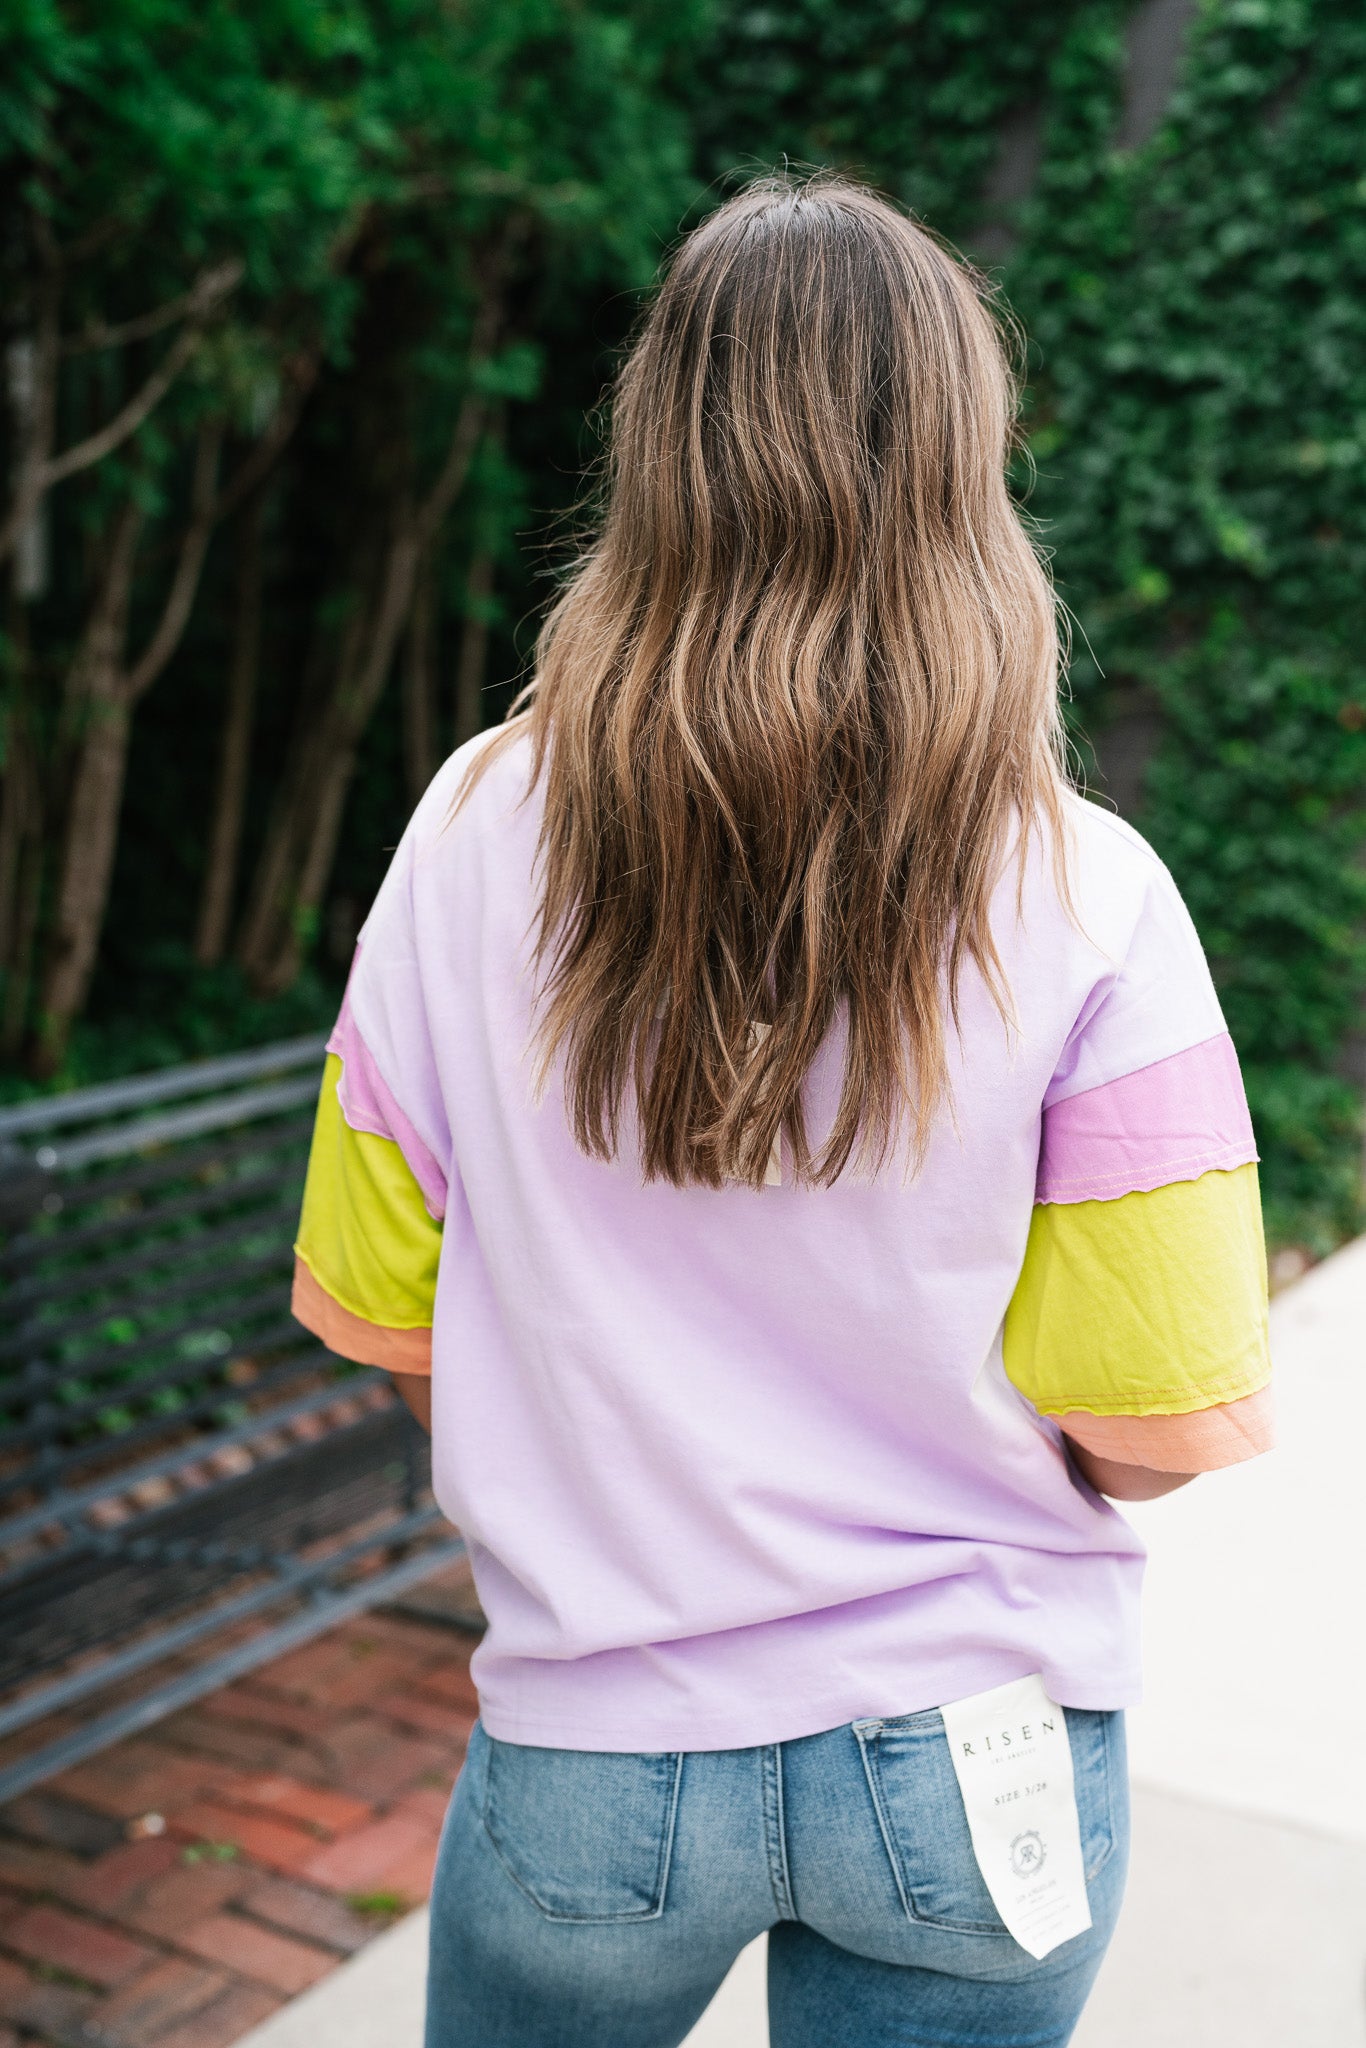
[294,734,1273,1751]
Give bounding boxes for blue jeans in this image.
[426,1708,1128,2047]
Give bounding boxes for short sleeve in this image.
[293,1047,442,1372]
[292,810,453,1376]
[1003,852,1273,1473]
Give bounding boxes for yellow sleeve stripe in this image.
[1003,1162,1271,1419]
[293,1053,442,1337]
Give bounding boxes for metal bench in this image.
[0,1037,465,1804]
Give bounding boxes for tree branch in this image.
[0,259,244,570]
[0,273,62,578]
[45,260,241,486]
[209,208,371,527]
[413,285,504,551]
[0,328,188,573]
[347,266,509,722]
[214,347,322,528]
[122,421,224,705]
[61,278,227,357]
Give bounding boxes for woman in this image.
[293,174,1272,2047]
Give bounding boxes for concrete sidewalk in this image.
[236,1236,1366,2048]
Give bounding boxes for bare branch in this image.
[44,323,202,493]
[413,283,505,549]
[122,421,224,705]
[215,346,322,527]
[62,278,226,357]
[340,264,509,731]
[48,260,242,483]
[2,271,63,586]
[3,259,242,538]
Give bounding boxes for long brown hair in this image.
[468,172,1069,1189]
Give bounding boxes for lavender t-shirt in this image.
[309,732,1268,1750]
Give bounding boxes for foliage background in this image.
[2,0,1363,1249]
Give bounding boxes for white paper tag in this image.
[939,1673,1092,1960]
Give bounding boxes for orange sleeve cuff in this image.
[291,1257,433,1375]
[1057,1382,1274,1473]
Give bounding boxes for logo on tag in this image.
[939,1673,1092,1960]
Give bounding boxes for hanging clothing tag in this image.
[939,1673,1092,1960]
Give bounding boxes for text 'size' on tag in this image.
[939,1672,1092,1960]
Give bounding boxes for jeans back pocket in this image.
[854,1705,1120,1937]
[480,1728,683,1923]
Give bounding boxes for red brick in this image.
[247,1638,367,1701]
[51,1745,234,1822]
[155,1712,321,1780]
[374,1836,439,1906]
[48,1755,160,1820]
[64,1835,180,1911]
[175,1911,334,1997]
[369,1691,463,1740]
[238,1878,374,1955]
[123,1861,246,1939]
[392,1784,451,1830]
[212,1774,371,1838]
[310,1723,451,1806]
[150,1982,280,2048]
[4,1973,96,2038]
[302,1814,433,1893]
[83,1958,228,2044]
[274,1643,423,1712]
[412,1661,479,1711]
[383,1557,480,1628]
[334,1613,443,1658]
[0,1955,28,2018]
[3,1790,124,1857]
[335,1612,448,1656]
[195,1688,335,1743]
[168,1804,318,1877]
[0,1837,83,1900]
[3,1902,157,1989]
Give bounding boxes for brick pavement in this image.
[0,1569,479,2048]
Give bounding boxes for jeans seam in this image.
[852,1722,913,1920]
[763,1744,795,1920]
[1079,1710,1116,1882]
[657,1750,685,1911]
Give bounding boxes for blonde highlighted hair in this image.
[467,172,1070,1189]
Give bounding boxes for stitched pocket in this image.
[481,1734,683,1923]
[855,1706,1119,1935]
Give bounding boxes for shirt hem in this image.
[1035,1359,1272,1421]
[1036,1144,1258,1205]
[474,1667,1143,1753]
[291,1254,433,1372]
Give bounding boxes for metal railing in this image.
[0,1037,465,1803]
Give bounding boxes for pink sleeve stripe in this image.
[1036,1031,1257,1205]
[1057,1383,1274,1473]
[292,1258,433,1376]
[327,990,448,1222]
